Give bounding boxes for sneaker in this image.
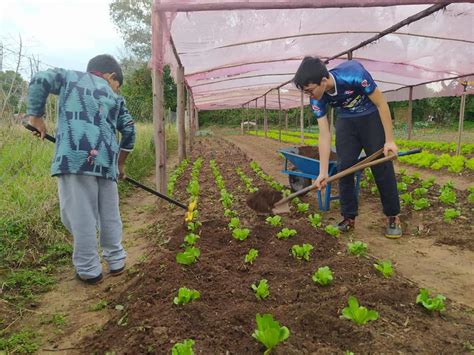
[110,265,125,276]
[385,216,402,239]
[336,217,355,233]
[76,273,103,285]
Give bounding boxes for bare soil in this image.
[80,136,473,354]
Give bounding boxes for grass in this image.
[0,119,167,313]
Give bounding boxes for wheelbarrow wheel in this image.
[288,175,312,195]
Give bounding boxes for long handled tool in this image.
[23,122,188,210]
[271,147,422,214]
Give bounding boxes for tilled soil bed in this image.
[83,137,473,354]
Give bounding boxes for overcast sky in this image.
[0,0,124,77]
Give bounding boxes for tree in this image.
[109,0,151,60]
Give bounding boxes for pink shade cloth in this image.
[152,1,474,110]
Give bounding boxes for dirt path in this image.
[12,175,170,353]
[224,134,474,308]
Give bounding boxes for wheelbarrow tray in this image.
[278,147,338,179]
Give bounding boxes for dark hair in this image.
[87,54,123,86]
[293,57,329,90]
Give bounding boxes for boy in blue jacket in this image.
[27,54,136,284]
[293,57,402,238]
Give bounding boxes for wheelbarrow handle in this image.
[275,147,422,207]
[23,120,188,211]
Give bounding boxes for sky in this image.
[0,0,124,78]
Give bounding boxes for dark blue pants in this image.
[335,111,400,219]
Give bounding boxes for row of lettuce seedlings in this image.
[363,168,473,223]
[246,160,447,351]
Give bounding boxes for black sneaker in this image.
[76,273,103,285]
[110,265,125,276]
[385,216,402,239]
[336,217,355,233]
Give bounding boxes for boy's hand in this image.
[314,173,328,190]
[384,141,398,157]
[118,164,127,180]
[28,116,47,140]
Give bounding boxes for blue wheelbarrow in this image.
[277,146,422,212]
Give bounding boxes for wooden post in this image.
[278,88,282,142]
[255,99,258,135]
[246,103,250,133]
[407,86,413,140]
[263,94,268,138]
[300,90,305,144]
[176,66,186,161]
[187,89,193,151]
[307,109,311,134]
[241,105,244,134]
[152,67,166,193]
[330,108,335,133]
[285,110,288,132]
[194,107,199,132]
[456,82,468,156]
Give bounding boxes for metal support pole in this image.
[300,90,305,144]
[456,82,468,156]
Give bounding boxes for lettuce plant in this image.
[324,225,340,238]
[413,187,428,199]
[265,215,282,227]
[232,228,250,241]
[173,287,201,305]
[400,192,413,205]
[224,209,237,218]
[276,228,297,239]
[439,188,456,205]
[251,279,270,300]
[176,247,200,265]
[413,198,430,210]
[421,177,435,189]
[252,313,290,354]
[443,208,461,223]
[397,182,408,192]
[374,260,393,278]
[468,186,474,204]
[416,289,446,312]
[347,241,368,257]
[228,217,241,230]
[245,248,259,264]
[171,339,195,355]
[187,221,202,233]
[308,213,322,228]
[312,266,333,286]
[183,233,200,246]
[291,243,313,261]
[342,296,379,325]
[296,203,309,213]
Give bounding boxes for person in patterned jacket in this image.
[27,54,136,284]
[293,57,402,239]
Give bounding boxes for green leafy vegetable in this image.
[413,198,430,210]
[342,296,379,325]
[373,260,393,278]
[232,228,250,241]
[421,177,435,189]
[296,203,309,213]
[312,266,333,286]
[187,221,202,233]
[416,289,446,312]
[251,279,270,300]
[308,213,322,228]
[171,339,195,355]
[347,241,368,257]
[176,247,200,265]
[324,225,340,238]
[173,287,201,305]
[228,217,241,230]
[252,313,290,354]
[245,248,259,264]
[184,233,200,246]
[290,243,313,261]
[265,215,282,227]
[443,208,461,223]
[276,228,297,239]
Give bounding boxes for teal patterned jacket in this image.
[27,68,136,181]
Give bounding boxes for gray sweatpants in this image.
[58,174,126,278]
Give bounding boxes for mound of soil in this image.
[246,188,283,213]
[298,145,338,161]
[81,137,474,354]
